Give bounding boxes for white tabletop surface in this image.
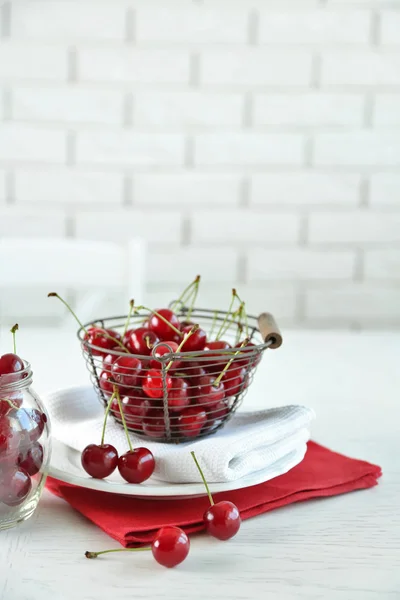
[1,327,399,600]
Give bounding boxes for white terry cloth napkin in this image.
[44,385,315,484]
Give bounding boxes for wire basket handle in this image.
[257,313,282,349]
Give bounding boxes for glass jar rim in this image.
[0,361,33,392]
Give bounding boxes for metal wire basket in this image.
[78,308,282,444]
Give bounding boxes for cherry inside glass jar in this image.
[0,363,51,530]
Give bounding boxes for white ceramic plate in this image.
[49,438,304,500]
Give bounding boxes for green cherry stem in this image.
[209,310,219,339]
[48,292,130,353]
[0,397,19,410]
[217,304,243,342]
[10,323,19,354]
[113,386,133,452]
[165,325,199,372]
[185,277,201,322]
[212,337,250,388]
[171,275,201,312]
[122,299,135,338]
[85,547,151,559]
[233,291,249,339]
[215,289,238,341]
[101,392,116,446]
[134,306,183,338]
[190,451,214,506]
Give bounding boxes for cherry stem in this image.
[48,292,88,334]
[10,323,18,355]
[217,304,243,342]
[101,391,116,446]
[190,451,214,506]
[85,547,151,559]
[235,322,243,345]
[215,289,237,341]
[186,278,200,322]
[122,300,135,338]
[114,386,133,453]
[48,292,130,353]
[212,337,250,388]
[233,292,249,339]
[165,325,199,372]
[171,275,201,312]
[0,397,19,410]
[135,306,183,338]
[209,310,219,338]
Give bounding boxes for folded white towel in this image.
[44,385,315,484]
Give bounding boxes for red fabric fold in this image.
[46,441,381,546]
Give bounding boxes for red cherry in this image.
[118,447,155,483]
[0,467,32,506]
[209,399,229,422]
[148,309,180,342]
[0,409,26,458]
[204,501,241,541]
[181,326,207,352]
[149,342,182,370]
[81,443,118,479]
[99,370,115,396]
[179,362,207,383]
[222,365,246,397]
[85,327,121,358]
[193,375,225,407]
[22,408,47,443]
[0,352,24,376]
[18,442,44,476]
[234,341,261,368]
[142,369,172,399]
[124,328,159,355]
[191,451,241,541]
[111,393,151,429]
[102,351,120,374]
[204,340,232,373]
[151,526,190,568]
[179,320,195,330]
[111,356,142,388]
[142,409,168,439]
[167,378,190,412]
[178,406,207,437]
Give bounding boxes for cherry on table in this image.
[151,526,190,568]
[118,447,155,484]
[81,443,118,479]
[124,328,159,356]
[0,467,32,506]
[191,451,241,541]
[148,309,180,342]
[178,406,207,438]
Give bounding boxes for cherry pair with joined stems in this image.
[81,386,154,484]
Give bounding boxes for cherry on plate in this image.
[81,443,118,479]
[118,447,155,484]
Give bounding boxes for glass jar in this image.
[0,363,51,530]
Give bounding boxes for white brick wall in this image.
[0,0,400,329]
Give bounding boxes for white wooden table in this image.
[1,328,399,600]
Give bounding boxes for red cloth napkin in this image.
[46,441,381,547]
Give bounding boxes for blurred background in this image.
[0,0,400,330]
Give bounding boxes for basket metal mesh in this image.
[78,307,272,444]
